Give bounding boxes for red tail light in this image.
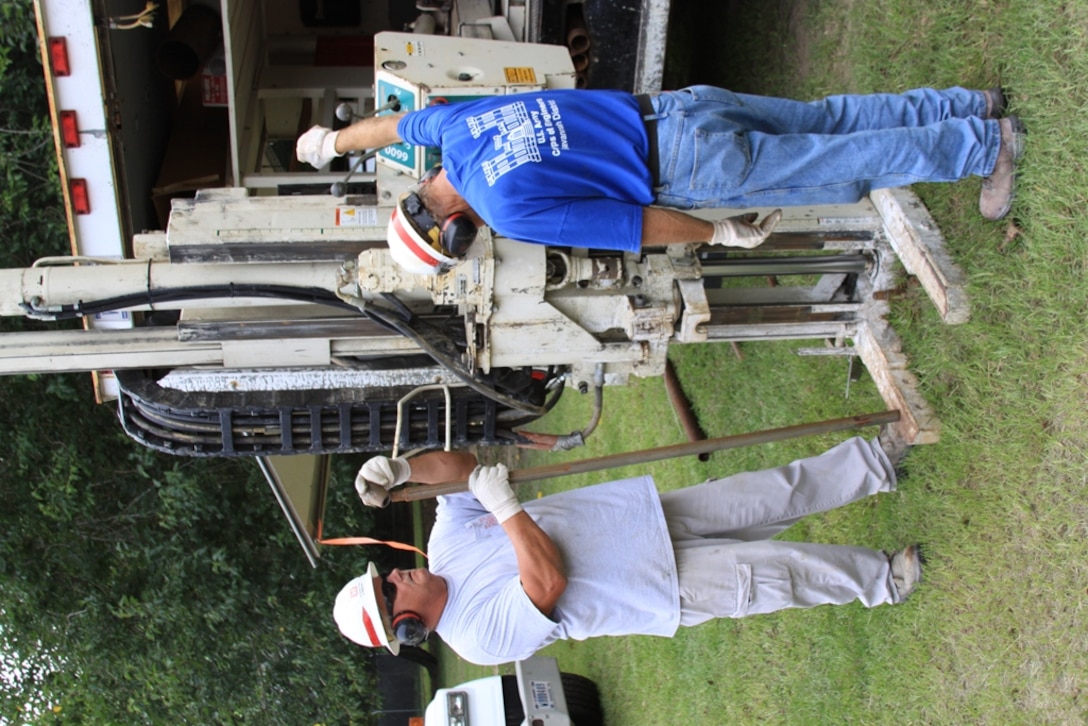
[60,110,80,147]
[70,179,90,214]
[48,37,70,76]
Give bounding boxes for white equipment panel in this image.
[373,32,576,177]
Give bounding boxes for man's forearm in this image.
[641,207,713,246]
[407,450,478,485]
[335,112,408,154]
[502,511,567,617]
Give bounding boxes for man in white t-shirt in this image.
[333,436,921,666]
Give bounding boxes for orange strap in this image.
[318,535,427,558]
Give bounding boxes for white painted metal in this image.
[0,326,420,375]
[373,31,576,176]
[0,260,347,318]
[633,0,672,93]
[33,0,126,261]
[0,328,225,374]
[166,188,391,246]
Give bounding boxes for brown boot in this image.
[982,87,1007,119]
[877,425,912,469]
[889,545,923,601]
[979,116,1025,221]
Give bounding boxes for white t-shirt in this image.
[429,476,680,665]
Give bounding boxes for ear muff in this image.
[414,165,477,257]
[440,212,478,258]
[391,611,429,647]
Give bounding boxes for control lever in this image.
[330,148,380,197]
[329,97,403,196]
[335,97,402,122]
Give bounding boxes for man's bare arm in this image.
[502,511,567,617]
[466,464,568,616]
[641,206,783,249]
[641,207,713,246]
[335,112,408,154]
[405,450,478,484]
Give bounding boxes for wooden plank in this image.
[870,187,971,325]
[852,317,940,446]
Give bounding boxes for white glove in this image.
[296,125,343,168]
[356,480,391,509]
[354,456,412,508]
[467,463,522,524]
[710,209,783,248]
[359,456,411,489]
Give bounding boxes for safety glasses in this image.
[381,577,397,615]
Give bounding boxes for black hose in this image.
[22,284,360,320]
[359,301,549,416]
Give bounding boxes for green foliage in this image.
[0,3,387,723]
[0,374,383,724]
[0,0,66,272]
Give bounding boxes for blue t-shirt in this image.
[397,90,654,252]
[429,476,680,666]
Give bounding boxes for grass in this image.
[431,0,1088,722]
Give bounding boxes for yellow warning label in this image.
[504,67,537,84]
[336,206,378,226]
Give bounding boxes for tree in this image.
[0,3,395,722]
[0,370,388,724]
[0,1,67,273]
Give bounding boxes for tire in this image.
[561,672,604,726]
[394,644,438,679]
[500,673,605,726]
[500,675,524,726]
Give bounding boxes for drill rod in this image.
[663,359,711,462]
[389,409,901,502]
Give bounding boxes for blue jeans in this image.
[647,86,1001,208]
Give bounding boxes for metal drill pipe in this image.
[700,254,870,278]
[389,409,901,502]
[663,359,710,462]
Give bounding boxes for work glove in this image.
[354,456,412,508]
[296,125,343,168]
[467,463,522,524]
[710,209,783,248]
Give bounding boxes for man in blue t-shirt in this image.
[332,434,922,666]
[299,86,1022,274]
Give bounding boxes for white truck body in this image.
[427,656,601,726]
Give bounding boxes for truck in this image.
[23,1,967,564]
[426,656,603,726]
[32,0,668,400]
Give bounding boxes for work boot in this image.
[889,544,923,601]
[979,116,1026,221]
[982,87,1007,119]
[877,425,912,469]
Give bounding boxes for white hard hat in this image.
[387,192,461,276]
[333,562,400,655]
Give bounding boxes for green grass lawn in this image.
[433,1,1088,722]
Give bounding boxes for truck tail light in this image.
[70,179,90,214]
[48,37,70,76]
[60,110,80,147]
